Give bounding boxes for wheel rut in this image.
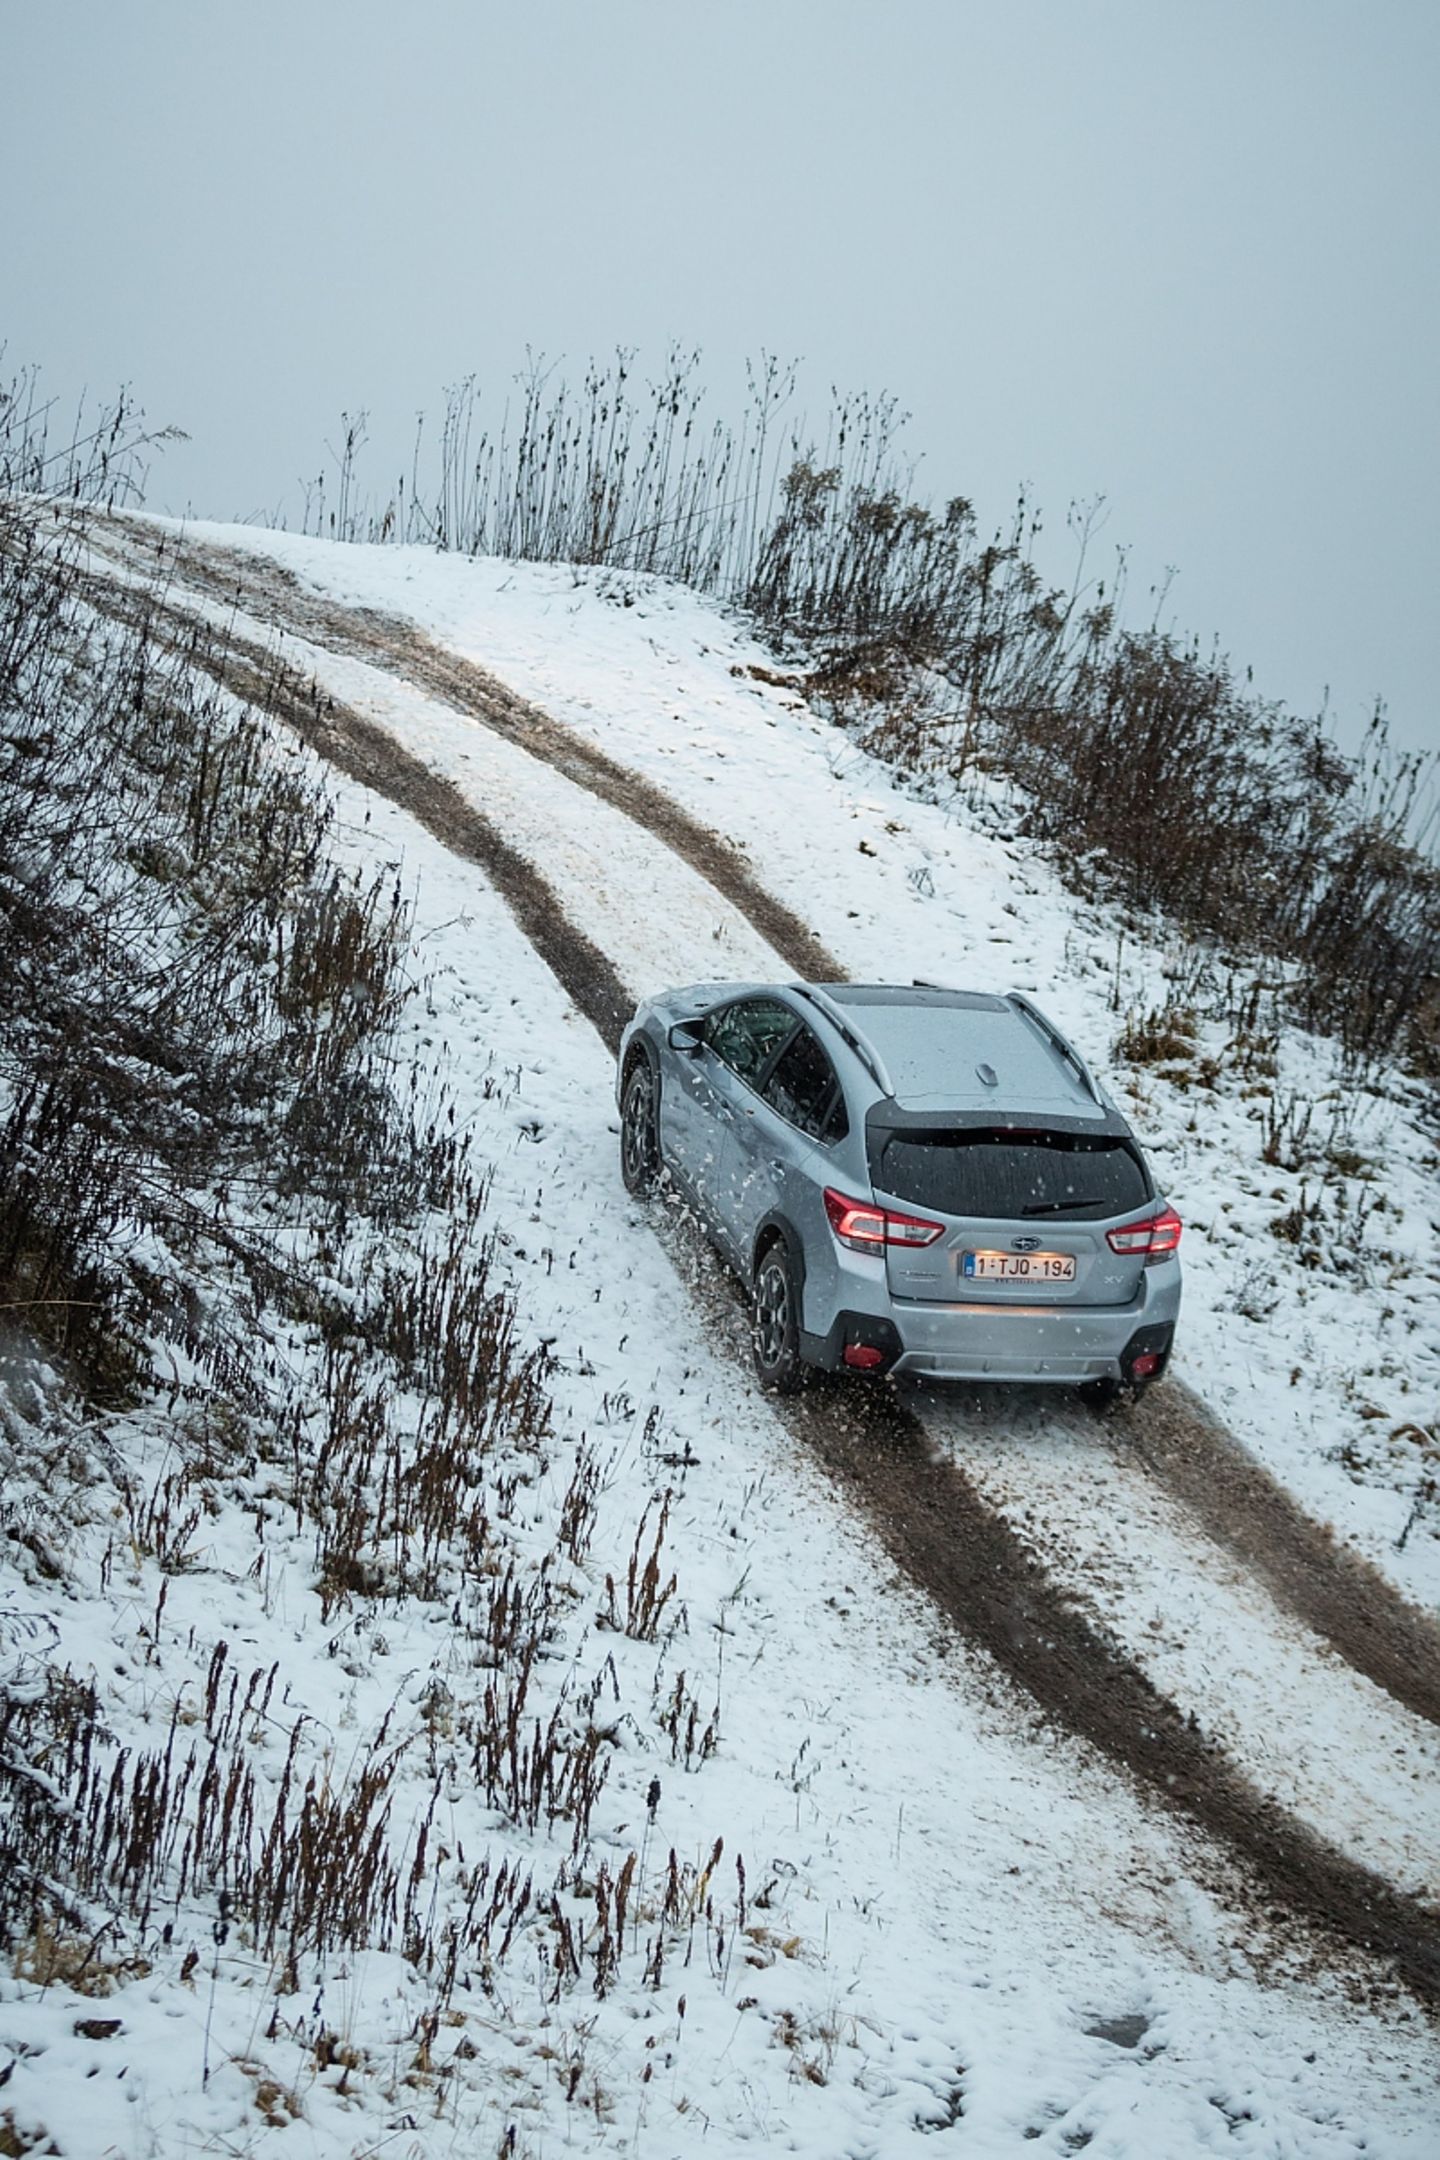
[1122,1379,1440,1729]
[67,527,1440,2008]
[71,566,633,1053]
[85,517,840,983]
[783,1380,1440,2004]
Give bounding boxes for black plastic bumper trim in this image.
[801,1311,905,1375]
[1120,1320,1176,1382]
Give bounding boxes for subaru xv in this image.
[617,981,1181,1399]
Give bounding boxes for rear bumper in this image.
[801,1261,1181,1386]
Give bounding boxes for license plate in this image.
[962,1250,1076,1282]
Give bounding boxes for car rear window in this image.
[874,1129,1150,1221]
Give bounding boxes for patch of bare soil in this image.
[68,531,1440,2006]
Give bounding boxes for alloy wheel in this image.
[754,1255,790,1370]
[621,1065,658,1193]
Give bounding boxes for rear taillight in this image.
[1106,1205,1183,1261]
[824,1187,944,1254]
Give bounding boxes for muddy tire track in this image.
[73,568,633,1054]
[86,517,841,983]
[783,1379,1440,2002]
[94,511,1440,1740]
[1119,1380,1440,1728]
[660,1216,1440,2007]
[70,538,1440,2005]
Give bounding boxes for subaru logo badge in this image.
[1011,1235,1041,1252]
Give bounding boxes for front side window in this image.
[706,998,795,1084]
[762,1024,842,1141]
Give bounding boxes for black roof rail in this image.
[1006,991,1105,1107]
[791,984,895,1097]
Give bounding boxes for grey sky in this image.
[5,0,1437,758]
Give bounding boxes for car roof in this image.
[815,982,1109,1118]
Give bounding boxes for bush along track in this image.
[289,353,1440,1080]
[67,526,1440,2006]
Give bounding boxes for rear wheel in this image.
[620,1058,661,1196]
[752,1241,805,1394]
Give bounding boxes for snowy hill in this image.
[118,516,1440,1602]
[1,508,1437,2158]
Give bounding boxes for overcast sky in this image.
[5,0,1436,758]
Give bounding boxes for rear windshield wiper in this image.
[1021,1196,1104,1215]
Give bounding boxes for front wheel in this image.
[752,1242,805,1394]
[620,1060,661,1196]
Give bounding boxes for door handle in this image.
[770,1159,787,1177]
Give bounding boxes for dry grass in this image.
[0,466,728,2046]
[304,350,1438,1084]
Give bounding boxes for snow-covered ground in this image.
[128,519,1440,1611]
[4,519,1437,2158]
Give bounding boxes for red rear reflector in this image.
[843,1343,886,1370]
[1106,1206,1182,1260]
[823,1187,944,1253]
[1131,1351,1163,1379]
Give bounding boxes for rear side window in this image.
[874,1129,1150,1221]
[707,998,795,1083]
[762,1024,844,1141]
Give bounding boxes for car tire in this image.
[620,1057,661,1196]
[752,1240,805,1394]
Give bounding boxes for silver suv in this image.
[618,981,1181,1401]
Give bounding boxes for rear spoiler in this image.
[866,1103,1133,1139]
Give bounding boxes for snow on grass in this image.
[98,520,1440,1856]
[8,520,1432,2157]
[180,522,1440,1616]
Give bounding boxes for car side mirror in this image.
[668,1019,705,1055]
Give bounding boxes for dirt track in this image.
[788,1373,1440,2003]
[92,513,1440,1733]
[72,521,1440,2007]
[87,520,840,983]
[71,563,636,1052]
[1129,1379,1440,1729]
